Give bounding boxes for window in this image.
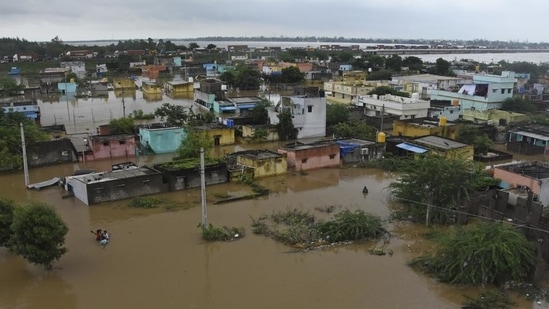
[119,140,126,145]
[307,105,313,113]
[61,150,69,156]
[103,141,109,146]
[501,89,505,94]
[507,89,512,93]
[301,158,308,163]
[492,89,497,93]
[329,154,336,159]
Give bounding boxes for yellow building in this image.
[413,135,474,160]
[165,80,194,96]
[142,81,162,95]
[324,80,389,104]
[240,125,279,143]
[393,118,459,139]
[234,150,287,178]
[194,124,235,146]
[112,78,135,90]
[462,109,528,126]
[342,70,367,83]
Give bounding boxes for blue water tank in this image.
[226,119,234,128]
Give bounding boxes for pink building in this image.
[84,134,136,161]
[492,161,549,206]
[278,140,341,172]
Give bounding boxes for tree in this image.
[109,117,135,135]
[332,121,377,140]
[500,97,536,113]
[433,57,453,76]
[456,126,492,155]
[234,66,261,90]
[0,198,16,248]
[276,110,298,141]
[175,127,214,159]
[366,70,392,81]
[249,99,270,125]
[281,66,305,83]
[326,103,350,128]
[389,155,492,225]
[402,56,424,71]
[0,111,49,170]
[206,44,217,50]
[9,201,68,270]
[188,42,200,50]
[412,222,536,286]
[154,103,189,127]
[385,54,402,72]
[0,77,24,97]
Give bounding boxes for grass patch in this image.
[199,223,245,242]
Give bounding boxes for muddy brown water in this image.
[0,155,541,309]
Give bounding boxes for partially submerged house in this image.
[412,135,474,160]
[84,134,136,161]
[278,140,340,172]
[229,150,287,179]
[64,165,163,205]
[335,139,383,163]
[493,161,549,207]
[27,138,79,167]
[154,160,228,191]
[139,125,185,155]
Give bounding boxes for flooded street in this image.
[0,159,476,309]
[0,90,540,308]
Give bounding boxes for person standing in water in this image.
[100,230,109,247]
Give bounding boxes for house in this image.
[154,160,228,191]
[139,126,185,154]
[335,139,383,163]
[507,124,549,155]
[430,71,516,113]
[412,135,474,160]
[462,109,528,126]
[428,99,461,121]
[57,82,77,94]
[95,64,108,77]
[270,87,327,139]
[278,140,341,172]
[60,61,86,78]
[63,165,163,205]
[142,81,162,95]
[357,93,430,123]
[39,67,69,94]
[227,96,263,114]
[390,74,465,99]
[230,150,287,178]
[84,134,136,161]
[165,80,194,97]
[203,63,219,77]
[392,117,459,139]
[194,79,225,111]
[193,124,235,146]
[239,125,279,143]
[213,100,237,114]
[26,138,79,167]
[113,78,136,90]
[1,100,40,122]
[323,80,384,105]
[492,161,549,206]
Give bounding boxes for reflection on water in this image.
[0,163,481,309]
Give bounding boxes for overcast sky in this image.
[0,0,544,43]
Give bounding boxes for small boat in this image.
[7,67,20,75]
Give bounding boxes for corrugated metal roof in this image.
[396,143,428,153]
[511,131,549,141]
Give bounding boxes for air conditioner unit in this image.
[361,148,369,155]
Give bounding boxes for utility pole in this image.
[200,147,208,226]
[20,123,29,187]
[380,104,385,132]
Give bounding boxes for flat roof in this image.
[281,141,337,151]
[496,161,549,180]
[413,136,467,150]
[337,139,375,147]
[396,142,428,154]
[393,74,462,83]
[512,130,549,142]
[72,166,160,184]
[167,80,192,85]
[235,150,282,160]
[228,97,263,104]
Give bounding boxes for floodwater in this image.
[1,158,541,309]
[1,90,543,308]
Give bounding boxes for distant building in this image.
[278,140,340,171]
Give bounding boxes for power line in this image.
[392,196,549,235]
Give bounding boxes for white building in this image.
[61,61,86,79]
[391,74,466,99]
[269,88,327,139]
[356,93,430,120]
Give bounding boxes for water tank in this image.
[188,77,194,83]
[411,93,419,102]
[439,116,447,127]
[377,132,386,143]
[226,119,234,128]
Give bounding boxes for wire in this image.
[392,195,549,235]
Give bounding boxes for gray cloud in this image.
[0,0,543,42]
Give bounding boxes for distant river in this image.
[67,40,549,64]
